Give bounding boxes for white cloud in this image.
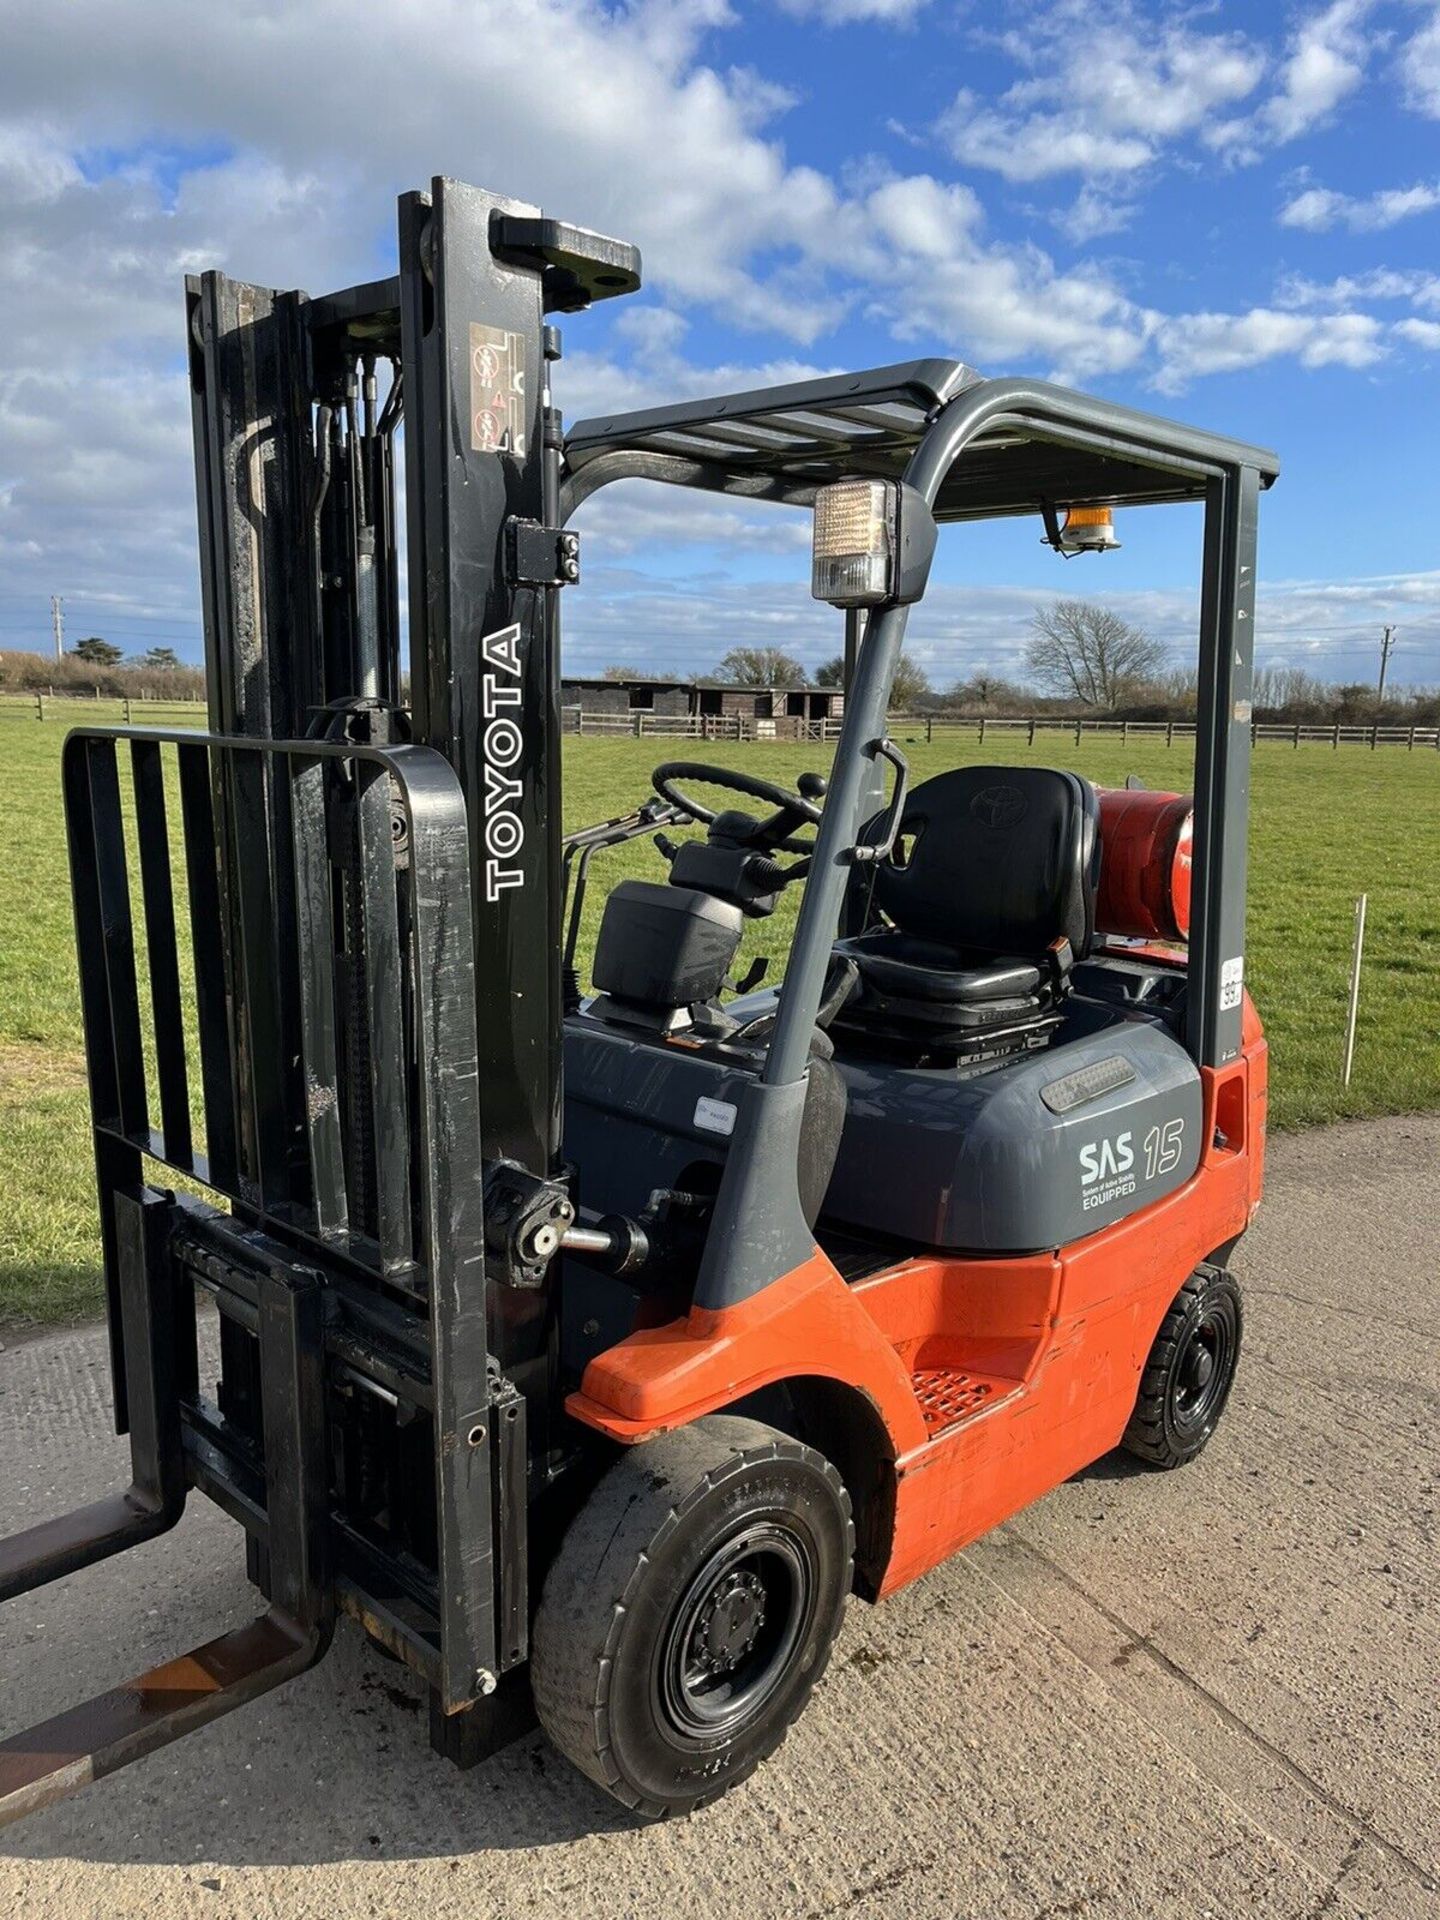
[1274,268,1440,368]
[0,120,81,205]
[0,0,858,339]
[0,0,1168,371]
[0,0,1423,667]
[1279,178,1440,230]
[1276,267,1440,310]
[0,1,1164,632]
[1208,0,1375,161]
[939,3,1263,181]
[1400,4,1440,115]
[862,184,1155,379]
[564,306,834,420]
[775,0,930,19]
[0,367,199,616]
[1053,184,1140,242]
[1153,307,1386,390]
[561,566,1440,689]
[942,92,1154,183]
[1261,0,1373,139]
[1278,185,1345,229]
[585,173,1156,392]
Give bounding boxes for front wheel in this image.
[1123,1264,1243,1469]
[531,1416,854,1817]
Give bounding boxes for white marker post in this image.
[1342,893,1368,1088]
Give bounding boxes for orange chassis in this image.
[568,988,1266,1599]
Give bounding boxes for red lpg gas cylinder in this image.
[1095,788,1193,940]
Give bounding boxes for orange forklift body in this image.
[569,987,1266,1597]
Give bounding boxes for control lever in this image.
[815,955,860,1029]
[850,739,909,865]
[731,956,769,996]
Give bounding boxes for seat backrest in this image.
[869,765,1100,957]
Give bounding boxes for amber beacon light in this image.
[1056,504,1121,554]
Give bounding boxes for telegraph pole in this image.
[1377,624,1396,701]
[50,595,64,662]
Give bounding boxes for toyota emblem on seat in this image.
[970,784,1027,828]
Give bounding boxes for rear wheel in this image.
[1123,1265,1242,1468]
[532,1416,853,1817]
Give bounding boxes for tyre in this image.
[1123,1264,1242,1469]
[531,1415,853,1818]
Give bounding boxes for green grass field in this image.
[2,714,1437,1326]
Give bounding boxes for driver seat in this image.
[831,765,1100,1059]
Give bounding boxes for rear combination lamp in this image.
[811,478,937,608]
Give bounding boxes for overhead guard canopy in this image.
[562,358,1279,522]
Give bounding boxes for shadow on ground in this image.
[2,1563,635,1869]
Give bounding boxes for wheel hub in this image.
[659,1521,816,1741]
[1182,1343,1216,1394]
[692,1568,767,1676]
[1174,1305,1234,1426]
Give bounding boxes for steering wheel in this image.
[651,762,826,855]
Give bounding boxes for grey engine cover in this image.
[564,1000,1203,1258]
[826,1008,1203,1252]
[564,1023,746,1220]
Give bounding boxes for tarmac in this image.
[0,1113,1435,1919]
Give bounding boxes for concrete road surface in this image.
[1,1115,1436,1920]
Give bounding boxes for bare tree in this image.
[714,646,805,688]
[943,671,1027,712]
[1251,664,1329,716]
[1025,600,1167,709]
[1150,664,1198,715]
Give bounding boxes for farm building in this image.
[691,681,843,726]
[558,674,694,716]
[560,674,844,737]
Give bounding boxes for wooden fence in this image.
[0,693,208,726]
[563,708,1440,750]
[897,715,1440,751]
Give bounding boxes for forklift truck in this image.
[0,177,1274,1823]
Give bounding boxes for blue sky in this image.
[1,0,1438,691]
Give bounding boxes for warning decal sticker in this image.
[470,324,527,456]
